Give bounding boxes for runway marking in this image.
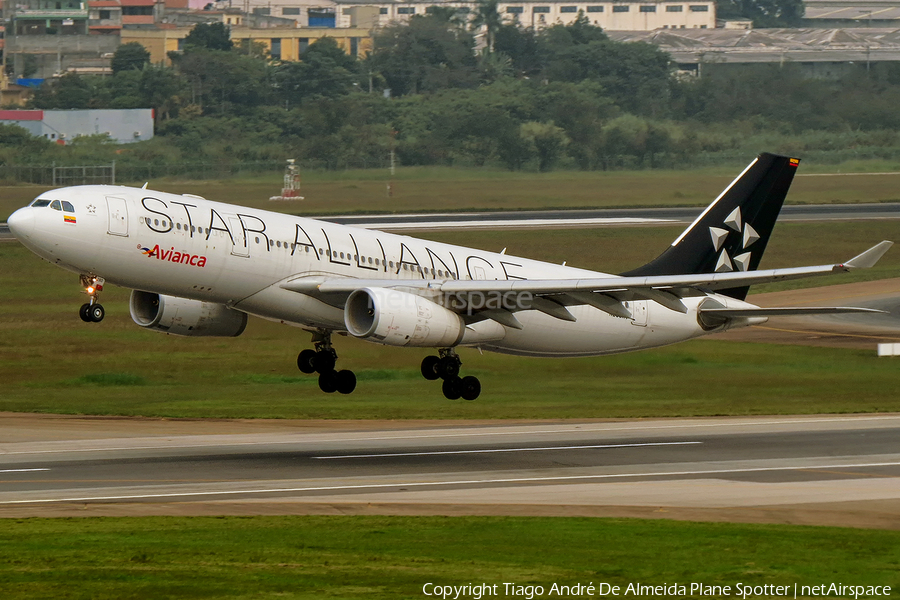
[755,325,900,341]
[3,415,900,455]
[352,218,676,230]
[0,469,49,473]
[313,441,701,460]
[3,461,899,505]
[797,172,900,177]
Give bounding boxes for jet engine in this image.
[129,290,248,337]
[345,287,465,347]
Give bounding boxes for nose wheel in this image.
[297,330,356,394]
[78,274,105,323]
[422,350,481,400]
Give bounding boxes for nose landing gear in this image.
[421,349,481,400]
[297,329,356,394]
[78,274,106,323]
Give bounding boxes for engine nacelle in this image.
[345,287,465,347]
[129,290,248,337]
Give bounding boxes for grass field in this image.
[2,219,897,419]
[1,516,897,599]
[4,162,900,221]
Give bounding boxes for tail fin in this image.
[621,152,800,300]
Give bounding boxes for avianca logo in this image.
[138,244,208,267]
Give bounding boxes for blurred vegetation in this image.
[8,16,900,178]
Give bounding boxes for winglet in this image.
[842,241,893,270]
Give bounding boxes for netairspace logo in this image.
[421,582,893,600]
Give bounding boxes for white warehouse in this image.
[232,0,716,31]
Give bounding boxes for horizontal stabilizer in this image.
[699,306,887,318]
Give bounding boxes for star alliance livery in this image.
[7,153,892,400]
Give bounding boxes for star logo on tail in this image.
[709,207,760,272]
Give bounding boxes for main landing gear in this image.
[421,349,481,401]
[297,329,356,394]
[78,274,106,323]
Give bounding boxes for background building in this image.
[333,0,716,30]
[803,0,900,27]
[121,25,372,63]
[0,108,154,143]
[610,27,900,77]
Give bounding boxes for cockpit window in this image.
[30,199,51,208]
[61,201,75,212]
[50,200,62,211]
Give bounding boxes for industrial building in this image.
[0,108,154,143]
[609,27,900,77]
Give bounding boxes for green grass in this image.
[4,161,900,220]
[1,219,898,419]
[0,516,897,599]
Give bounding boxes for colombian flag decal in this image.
[64,215,76,224]
[789,158,800,167]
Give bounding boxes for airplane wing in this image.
[280,241,893,325]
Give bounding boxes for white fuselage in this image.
[10,185,748,357]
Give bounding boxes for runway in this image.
[2,414,899,527]
[318,203,900,231]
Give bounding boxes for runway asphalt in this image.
[2,414,899,527]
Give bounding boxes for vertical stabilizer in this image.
[621,153,800,299]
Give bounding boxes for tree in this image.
[183,22,233,52]
[494,23,541,76]
[520,121,569,171]
[171,49,269,113]
[470,0,503,52]
[370,14,478,96]
[273,38,359,105]
[29,73,98,109]
[111,42,151,75]
[716,0,804,27]
[539,27,673,117]
[139,65,188,122]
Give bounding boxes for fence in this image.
[52,163,116,187]
[0,161,287,185]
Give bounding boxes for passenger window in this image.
[61,201,75,212]
[50,200,62,211]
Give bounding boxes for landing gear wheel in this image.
[336,370,357,395]
[460,376,481,401]
[313,351,336,374]
[89,304,105,323]
[79,303,92,323]
[437,356,460,380]
[297,349,317,374]
[318,370,339,393]
[442,376,463,400]
[421,356,441,381]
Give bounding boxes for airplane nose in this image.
[7,207,35,239]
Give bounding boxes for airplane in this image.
[6,153,892,401]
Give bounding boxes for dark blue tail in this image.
[621,153,800,300]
